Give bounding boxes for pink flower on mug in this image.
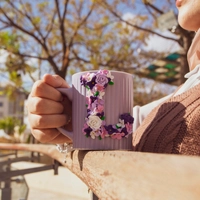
[86,97,91,107]
[125,123,133,134]
[82,123,89,133]
[87,115,102,130]
[96,73,108,86]
[111,132,125,140]
[96,105,104,113]
[101,127,109,138]
[101,69,109,75]
[95,84,104,92]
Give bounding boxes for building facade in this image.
[0,87,26,123]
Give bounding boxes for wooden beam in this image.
[0,143,200,200]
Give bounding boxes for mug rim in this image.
[72,70,133,77]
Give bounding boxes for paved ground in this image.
[11,161,91,200]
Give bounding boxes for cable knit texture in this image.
[132,83,200,156]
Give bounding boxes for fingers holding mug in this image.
[27,96,64,115]
[31,128,71,144]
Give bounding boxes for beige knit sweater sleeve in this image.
[132,83,200,156]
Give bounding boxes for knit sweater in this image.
[132,83,200,156]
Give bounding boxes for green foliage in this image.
[0,31,19,52]
[32,17,41,25]
[0,31,34,98]
[0,85,22,100]
[0,116,26,135]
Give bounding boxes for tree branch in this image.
[143,1,164,14]
[62,0,69,20]
[0,25,10,31]
[60,2,95,74]
[6,0,45,43]
[55,0,67,52]
[0,7,43,49]
[44,10,57,40]
[68,3,95,49]
[0,6,60,75]
[13,52,48,61]
[144,4,157,21]
[86,20,117,31]
[55,0,68,70]
[101,2,181,44]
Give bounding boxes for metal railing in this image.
[0,147,60,200]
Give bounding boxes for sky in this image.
[122,10,181,53]
[144,30,181,52]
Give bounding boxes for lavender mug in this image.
[57,70,134,150]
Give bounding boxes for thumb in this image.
[43,74,70,88]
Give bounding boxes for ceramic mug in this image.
[57,70,133,150]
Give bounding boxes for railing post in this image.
[53,159,60,175]
[90,191,99,200]
[1,164,11,200]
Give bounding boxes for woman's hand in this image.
[27,74,72,144]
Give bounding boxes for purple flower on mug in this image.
[82,123,89,132]
[83,126,92,137]
[91,100,98,111]
[97,98,104,106]
[120,113,134,124]
[105,125,118,135]
[96,73,109,86]
[87,76,96,89]
[80,76,87,86]
[96,111,104,119]
[121,127,128,135]
[90,96,97,103]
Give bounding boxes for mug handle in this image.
[56,88,73,140]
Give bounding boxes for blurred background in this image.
[0,0,195,199]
